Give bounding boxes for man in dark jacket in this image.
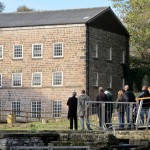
[138,85,150,124]
[96,87,107,128]
[124,85,136,128]
[67,92,78,130]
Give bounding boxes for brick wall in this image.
[0,24,87,117]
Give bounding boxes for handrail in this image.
[136,97,150,100]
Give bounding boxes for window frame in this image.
[13,44,23,59]
[11,101,21,116]
[92,72,98,87]
[12,73,22,87]
[52,71,63,86]
[92,44,98,58]
[122,78,125,88]
[0,74,2,87]
[32,44,43,58]
[122,51,125,64]
[0,45,3,60]
[109,47,112,61]
[52,100,62,118]
[53,42,63,58]
[109,75,112,88]
[31,101,41,118]
[32,72,42,87]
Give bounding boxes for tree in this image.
[110,0,150,89]
[17,5,34,12]
[0,2,5,12]
[111,0,150,68]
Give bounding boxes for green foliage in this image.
[0,2,5,13]
[110,0,150,89]
[17,5,34,12]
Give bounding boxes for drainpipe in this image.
[86,25,90,96]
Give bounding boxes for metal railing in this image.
[12,146,90,150]
[85,101,137,130]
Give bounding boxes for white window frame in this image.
[52,72,63,86]
[109,47,112,61]
[109,75,112,88]
[31,101,41,118]
[92,44,98,58]
[0,74,2,87]
[122,51,125,64]
[0,45,3,59]
[12,73,22,87]
[32,72,42,87]
[13,44,23,59]
[92,72,98,87]
[32,44,43,58]
[52,100,62,118]
[11,101,21,116]
[53,42,63,58]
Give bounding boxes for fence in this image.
[12,146,90,150]
[0,109,68,123]
[85,99,150,130]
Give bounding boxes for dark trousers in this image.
[118,112,125,128]
[69,116,78,130]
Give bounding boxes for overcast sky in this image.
[1,0,113,13]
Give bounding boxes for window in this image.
[0,45,3,59]
[92,72,98,86]
[107,47,112,61]
[92,44,98,58]
[52,72,63,86]
[52,101,62,117]
[12,73,22,87]
[122,51,125,63]
[32,44,43,58]
[32,72,42,87]
[13,45,23,59]
[31,101,41,118]
[108,75,112,88]
[53,42,63,57]
[122,78,125,88]
[0,74,2,87]
[12,101,21,116]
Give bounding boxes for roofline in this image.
[86,7,129,36]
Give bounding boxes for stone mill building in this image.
[0,7,129,120]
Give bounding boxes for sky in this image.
[1,0,113,13]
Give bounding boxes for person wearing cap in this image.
[67,91,78,130]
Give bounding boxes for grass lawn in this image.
[0,118,82,131]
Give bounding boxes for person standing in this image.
[67,91,78,130]
[116,90,126,129]
[138,85,150,124]
[78,89,92,130]
[96,87,107,128]
[124,85,136,128]
[104,88,113,128]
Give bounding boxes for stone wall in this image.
[0,130,150,149]
[88,27,129,100]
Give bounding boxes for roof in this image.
[0,7,108,28]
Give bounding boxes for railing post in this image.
[146,108,150,130]
[26,112,28,123]
[129,103,133,127]
[135,100,143,130]
[101,102,105,128]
